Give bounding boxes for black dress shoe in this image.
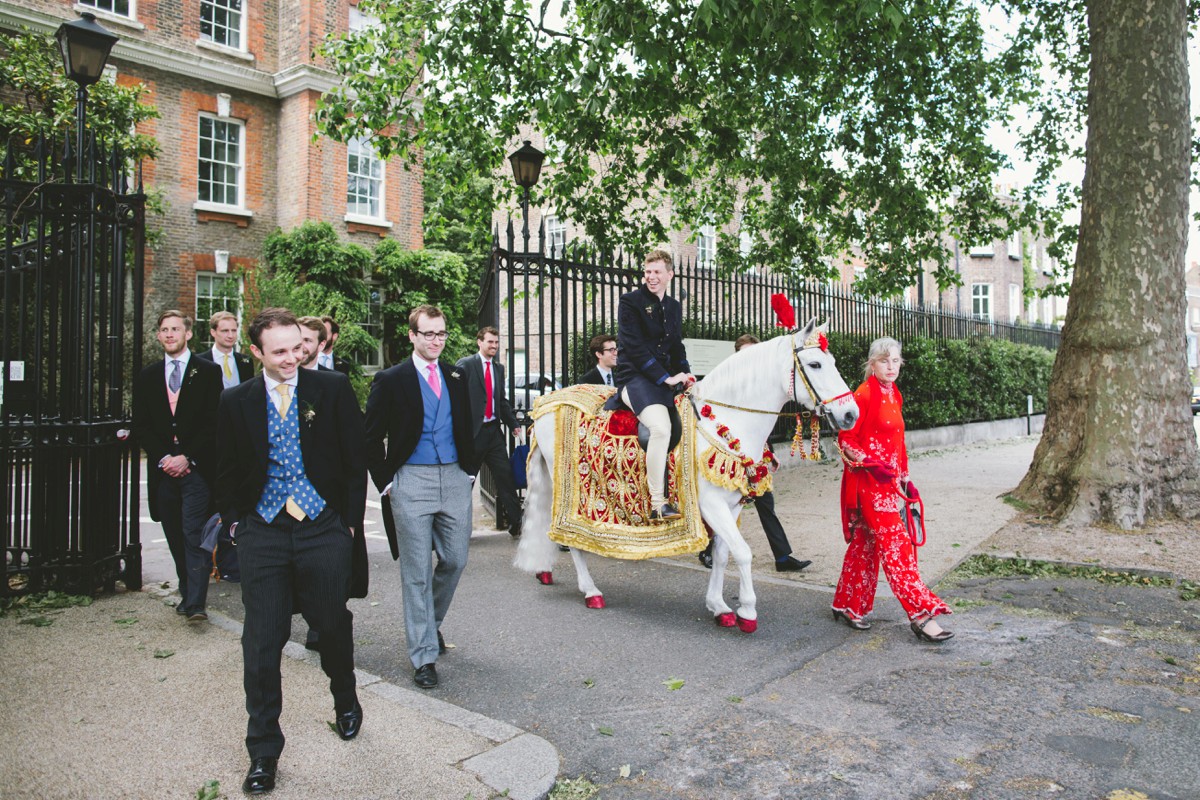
[509,521,522,538]
[438,630,447,655]
[775,556,812,573]
[650,502,682,521]
[335,701,363,740]
[414,663,438,689]
[698,545,713,569]
[242,757,278,794]
[186,609,208,622]
[175,601,187,615]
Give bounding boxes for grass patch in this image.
[549,776,600,800]
[0,590,94,619]
[949,555,1180,591]
[1001,494,1033,512]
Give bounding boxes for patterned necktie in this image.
[484,360,494,418]
[276,383,292,417]
[606,372,612,386]
[168,360,182,392]
[222,353,233,380]
[427,363,441,398]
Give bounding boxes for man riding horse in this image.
[615,249,695,521]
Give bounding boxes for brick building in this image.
[0,0,422,363]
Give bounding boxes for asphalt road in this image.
[140,465,1200,799]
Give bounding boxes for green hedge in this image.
[824,333,1055,430]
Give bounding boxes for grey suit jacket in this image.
[455,354,519,438]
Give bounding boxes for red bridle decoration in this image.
[770,293,795,329]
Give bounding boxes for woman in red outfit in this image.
[831,337,953,642]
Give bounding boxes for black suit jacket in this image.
[578,365,613,386]
[333,355,353,377]
[215,369,369,596]
[195,348,254,384]
[455,354,519,438]
[133,355,224,521]
[364,358,478,493]
[615,284,690,386]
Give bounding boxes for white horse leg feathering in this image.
[514,319,859,631]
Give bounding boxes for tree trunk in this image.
[1013,0,1199,528]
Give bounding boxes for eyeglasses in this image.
[601,347,619,354]
[415,330,449,341]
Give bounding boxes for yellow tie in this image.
[274,384,306,520]
[223,353,233,380]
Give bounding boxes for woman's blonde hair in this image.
[863,337,903,382]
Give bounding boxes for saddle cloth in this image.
[529,385,707,560]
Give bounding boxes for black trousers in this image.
[477,422,522,528]
[155,470,211,612]
[754,491,794,560]
[237,506,356,759]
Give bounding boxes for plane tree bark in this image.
[1012,0,1199,527]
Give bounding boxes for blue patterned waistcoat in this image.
[256,391,326,522]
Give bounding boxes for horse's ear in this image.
[798,317,817,338]
[816,318,829,334]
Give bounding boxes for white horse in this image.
[514,319,860,630]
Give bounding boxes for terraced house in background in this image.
[0,0,422,362]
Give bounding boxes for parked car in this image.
[511,373,563,412]
[1192,386,1200,415]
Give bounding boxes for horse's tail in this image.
[514,433,559,573]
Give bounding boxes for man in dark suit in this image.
[215,308,367,794]
[456,326,523,537]
[194,310,253,389]
[133,310,223,621]
[320,316,354,376]
[578,333,618,386]
[616,249,694,520]
[366,304,478,690]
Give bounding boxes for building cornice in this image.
[274,65,341,100]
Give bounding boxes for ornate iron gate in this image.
[2,135,146,597]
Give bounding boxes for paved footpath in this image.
[4,429,1198,799]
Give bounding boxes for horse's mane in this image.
[692,332,792,406]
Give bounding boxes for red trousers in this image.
[832,488,950,622]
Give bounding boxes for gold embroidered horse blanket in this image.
[528,385,708,560]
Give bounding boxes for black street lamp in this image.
[508,140,545,253]
[55,12,119,180]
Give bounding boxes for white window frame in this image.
[696,224,716,269]
[195,114,246,211]
[972,283,993,321]
[345,136,389,225]
[1008,230,1022,260]
[544,214,567,254]
[199,0,248,53]
[357,284,385,372]
[77,0,139,23]
[1027,291,1039,324]
[969,242,994,258]
[195,272,243,347]
[1008,283,1021,323]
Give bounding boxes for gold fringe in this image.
[699,447,774,497]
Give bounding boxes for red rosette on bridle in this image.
[770,293,796,330]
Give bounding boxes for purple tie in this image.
[427,363,441,398]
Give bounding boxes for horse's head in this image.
[789,319,859,431]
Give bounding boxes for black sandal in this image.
[910,615,953,642]
[832,609,871,630]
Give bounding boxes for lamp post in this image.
[55,12,119,181]
[508,140,545,253]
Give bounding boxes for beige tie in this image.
[222,353,233,380]
[275,384,305,520]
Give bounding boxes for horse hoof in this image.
[736,615,758,633]
[715,612,737,627]
[584,595,606,609]
[536,571,553,585]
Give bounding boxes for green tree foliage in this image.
[422,139,495,293]
[0,29,158,175]
[372,243,473,363]
[315,0,1043,297]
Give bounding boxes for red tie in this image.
[427,363,441,398]
[484,360,494,419]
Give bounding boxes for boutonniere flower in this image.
[187,367,198,381]
[644,305,654,315]
[299,401,316,425]
[450,370,462,380]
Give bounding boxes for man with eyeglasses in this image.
[457,326,524,538]
[365,305,478,690]
[579,333,618,386]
